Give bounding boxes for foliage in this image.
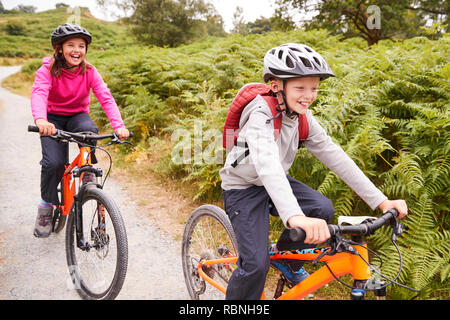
[88,30,449,298]
[5,21,26,36]
[102,0,226,47]
[278,0,449,45]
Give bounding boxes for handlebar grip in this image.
[289,209,400,242]
[289,228,306,242]
[28,125,39,132]
[289,225,338,242]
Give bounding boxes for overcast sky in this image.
[1,0,282,32]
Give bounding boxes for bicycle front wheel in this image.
[182,204,238,300]
[65,188,128,300]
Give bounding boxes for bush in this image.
[5,21,27,36]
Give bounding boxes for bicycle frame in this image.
[196,242,370,300]
[60,146,93,216]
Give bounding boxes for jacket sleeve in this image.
[245,106,305,228]
[304,114,387,210]
[31,66,52,121]
[90,67,125,131]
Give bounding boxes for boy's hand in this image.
[287,215,330,244]
[378,199,408,219]
[35,118,56,135]
[115,127,130,140]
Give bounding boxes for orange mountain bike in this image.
[28,125,132,300]
[181,205,420,300]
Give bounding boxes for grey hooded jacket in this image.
[219,95,387,228]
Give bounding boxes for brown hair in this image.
[49,43,92,77]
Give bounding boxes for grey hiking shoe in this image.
[33,206,53,238]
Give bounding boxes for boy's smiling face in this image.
[60,37,87,68]
[271,77,320,115]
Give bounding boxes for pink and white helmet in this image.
[263,43,335,82]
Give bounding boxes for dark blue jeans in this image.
[39,112,98,205]
[222,175,334,300]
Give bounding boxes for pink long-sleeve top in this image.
[31,57,125,131]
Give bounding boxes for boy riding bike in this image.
[31,23,129,238]
[219,43,408,300]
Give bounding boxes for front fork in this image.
[72,166,103,251]
[350,236,386,300]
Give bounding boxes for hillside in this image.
[0,6,131,58]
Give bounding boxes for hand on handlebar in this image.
[378,199,408,219]
[115,127,130,140]
[35,119,56,136]
[287,215,331,244]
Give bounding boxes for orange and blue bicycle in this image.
[29,125,132,300]
[181,205,420,300]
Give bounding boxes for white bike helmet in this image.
[263,43,335,82]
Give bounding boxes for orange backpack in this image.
[223,83,309,155]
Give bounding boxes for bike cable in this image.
[321,236,421,299]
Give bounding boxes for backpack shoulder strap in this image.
[223,83,274,150]
[298,113,309,142]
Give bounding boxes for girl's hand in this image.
[35,118,56,135]
[115,127,130,140]
[378,199,408,219]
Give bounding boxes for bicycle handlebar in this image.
[28,125,133,142]
[289,208,399,242]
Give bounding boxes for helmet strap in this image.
[54,52,79,70]
[280,80,298,118]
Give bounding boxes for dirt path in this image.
[0,66,190,300]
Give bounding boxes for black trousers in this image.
[222,175,334,300]
[39,113,98,205]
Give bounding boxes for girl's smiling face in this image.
[61,37,87,68]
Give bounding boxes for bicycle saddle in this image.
[338,216,377,226]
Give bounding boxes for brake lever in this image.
[390,218,406,241]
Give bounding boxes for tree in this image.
[14,4,37,13]
[231,6,247,35]
[0,1,5,14]
[247,17,272,34]
[278,0,449,45]
[98,0,225,47]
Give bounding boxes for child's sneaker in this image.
[270,260,310,285]
[33,206,53,238]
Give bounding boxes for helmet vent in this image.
[285,56,294,68]
[278,50,283,60]
[299,57,312,68]
[313,57,321,67]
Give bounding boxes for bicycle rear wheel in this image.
[65,187,128,300]
[182,204,238,300]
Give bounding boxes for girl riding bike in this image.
[31,23,129,238]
